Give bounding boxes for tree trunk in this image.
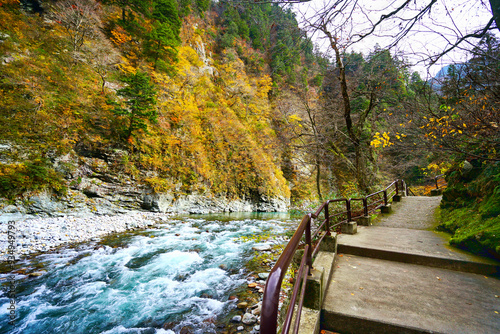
[490,0,500,32]
[323,26,375,193]
[316,157,323,201]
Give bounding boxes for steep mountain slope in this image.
[0,0,323,215]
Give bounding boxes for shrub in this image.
[0,159,67,199]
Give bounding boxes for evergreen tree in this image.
[113,71,157,140]
[152,0,181,32]
[144,0,181,71]
[144,21,180,71]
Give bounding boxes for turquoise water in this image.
[0,213,293,334]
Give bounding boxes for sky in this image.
[291,0,498,78]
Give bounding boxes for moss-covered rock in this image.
[438,161,500,260]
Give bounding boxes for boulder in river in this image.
[242,313,257,325]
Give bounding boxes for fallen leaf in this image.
[351,293,355,296]
[495,295,499,298]
[339,254,343,257]
[359,287,364,290]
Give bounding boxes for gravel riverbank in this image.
[0,212,172,258]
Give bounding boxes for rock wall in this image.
[0,152,290,220]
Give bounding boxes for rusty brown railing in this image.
[260,179,406,334]
[434,174,447,189]
[406,175,447,196]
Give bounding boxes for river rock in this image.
[252,244,272,251]
[252,304,262,316]
[231,315,242,323]
[237,326,244,331]
[180,327,192,334]
[258,272,269,280]
[242,313,257,325]
[237,302,248,309]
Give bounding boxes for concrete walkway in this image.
[321,196,500,334]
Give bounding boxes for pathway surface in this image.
[321,196,500,334]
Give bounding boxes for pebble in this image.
[237,326,244,331]
[0,212,171,257]
[231,315,242,323]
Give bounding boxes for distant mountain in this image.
[429,64,467,92]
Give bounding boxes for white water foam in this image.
[0,215,289,334]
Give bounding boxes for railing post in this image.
[324,201,331,235]
[363,198,368,216]
[435,176,439,189]
[383,190,388,206]
[396,180,400,195]
[305,217,312,274]
[346,199,352,222]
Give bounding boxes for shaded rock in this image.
[251,304,262,316]
[231,315,242,323]
[242,313,257,325]
[180,327,192,334]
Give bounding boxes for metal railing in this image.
[434,174,447,190]
[406,175,447,196]
[260,179,405,334]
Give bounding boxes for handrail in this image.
[260,179,406,334]
[434,174,447,189]
[405,175,447,196]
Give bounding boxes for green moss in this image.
[439,207,500,259]
[438,162,500,260]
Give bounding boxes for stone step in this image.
[337,226,500,277]
[321,254,500,334]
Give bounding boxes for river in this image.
[0,212,296,334]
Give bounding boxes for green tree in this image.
[152,0,181,31]
[144,20,180,71]
[113,71,157,140]
[144,0,181,71]
[195,0,210,13]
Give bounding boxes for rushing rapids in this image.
[0,213,294,334]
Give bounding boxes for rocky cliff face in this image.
[0,150,290,220]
